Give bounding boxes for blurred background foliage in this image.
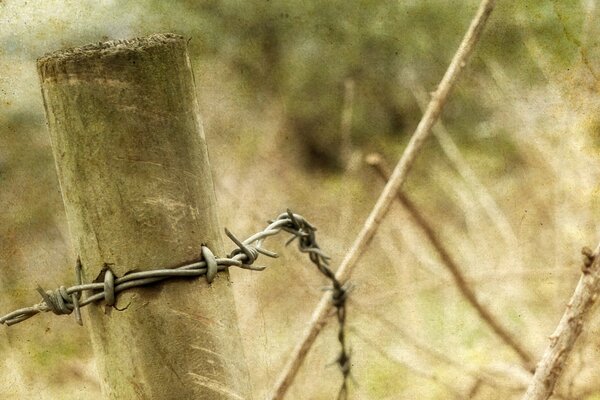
[1,0,592,169]
[2,0,600,399]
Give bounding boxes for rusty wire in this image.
[0,210,351,398]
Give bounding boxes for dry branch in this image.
[350,299,530,392]
[351,328,466,400]
[340,78,356,170]
[365,153,535,369]
[269,1,496,398]
[522,244,600,400]
[408,82,519,252]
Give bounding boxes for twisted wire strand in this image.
[283,211,351,400]
[0,210,351,396]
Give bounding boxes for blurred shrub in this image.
[0,0,588,170]
[165,0,586,170]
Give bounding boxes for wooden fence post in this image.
[37,33,251,400]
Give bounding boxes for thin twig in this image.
[268,1,496,398]
[340,78,355,170]
[582,0,597,51]
[350,299,530,392]
[350,327,466,400]
[365,152,535,370]
[468,380,483,399]
[523,244,600,400]
[408,81,520,253]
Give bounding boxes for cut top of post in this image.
[37,33,186,81]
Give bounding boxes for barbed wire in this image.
[0,210,351,398]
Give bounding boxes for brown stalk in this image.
[365,152,535,370]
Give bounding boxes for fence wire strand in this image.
[0,210,351,398]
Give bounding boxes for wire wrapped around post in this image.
[0,210,352,398]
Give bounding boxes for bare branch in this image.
[365,152,535,370]
[350,299,530,392]
[408,81,520,253]
[268,1,497,398]
[522,244,600,400]
[340,78,355,170]
[350,328,467,400]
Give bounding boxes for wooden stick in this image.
[522,244,600,400]
[269,1,496,398]
[365,152,535,369]
[38,34,251,399]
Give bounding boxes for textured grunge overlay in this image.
[2,1,600,399]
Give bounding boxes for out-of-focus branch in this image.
[582,0,597,50]
[350,328,466,400]
[523,244,600,400]
[340,78,355,170]
[268,1,496,397]
[350,299,530,392]
[408,82,520,253]
[365,152,535,370]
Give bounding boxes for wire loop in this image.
[104,270,115,307]
[201,245,218,283]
